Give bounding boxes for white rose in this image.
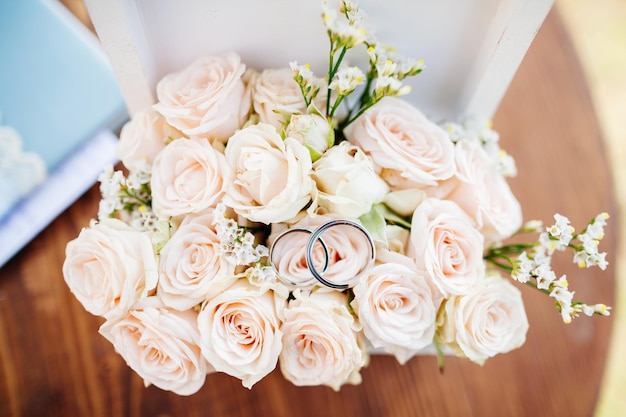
[352,249,439,364]
[312,141,388,218]
[383,224,411,254]
[285,113,333,158]
[383,188,427,218]
[117,109,182,172]
[150,138,228,219]
[157,211,237,310]
[251,67,309,128]
[99,297,209,395]
[430,139,522,244]
[197,279,283,388]
[407,198,485,297]
[279,290,365,390]
[436,272,529,364]
[269,214,374,290]
[344,97,455,190]
[154,52,250,142]
[223,123,314,224]
[63,218,158,318]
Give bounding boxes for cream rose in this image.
[223,123,314,224]
[352,249,439,364]
[157,211,237,311]
[436,272,529,364]
[251,67,310,128]
[430,139,522,244]
[150,138,228,219]
[154,52,250,142]
[269,214,374,290]
[279,290,365,390]
[197,279,283,388]
[63,218,158,318]
[344,97,455,189]
[407,198,485,297]
[99,297,210,395]
[285,113,333,158]
[312,141,389,218]
[117,109,182,172]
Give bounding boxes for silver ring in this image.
[305,219,375,290]
[269,227,329,287]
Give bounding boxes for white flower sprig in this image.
[97,163,158,232]
[485,213,611,323]
[213,204,269,266]
[290,0,424,128]
[440,118,517,177]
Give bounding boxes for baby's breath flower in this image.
[548,213,574,246]
[213,204,269,267]
[533,263,556,290]
[322,4,366,49]
[98,165,123,199]
[329,66,365,95]
[376,59,397,78]
[497,150,517,178]
[395,57,425,80]
[512,252,533,283]
[366,43,390,66]
[373,76,410,98]
[538,231,558,254]
[522,219,543,233]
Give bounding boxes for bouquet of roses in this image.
[63,0,611,395]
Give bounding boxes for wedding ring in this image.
[305,219,375,290]
[269,227,330,287]
[269,220,376,290]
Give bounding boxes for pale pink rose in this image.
[154,53,250,142]
[99,297,210,395]
[269,214,373,289]
[312,141,388,218]
[279,290,365,390]
[352,249,440,364]
[150,138,228,219]
[407,198,485,297]
[223,123,314,224]
[429,139,522,244]
[251,67,310,128]
[344,97,455,189]
[197,279,283,388]
[63,218,158,318]
[285,113,333,157]
[117,109,182,172]
[157,211,237,311]
[436,272,529,364]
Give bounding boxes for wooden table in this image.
[0,7,617,417]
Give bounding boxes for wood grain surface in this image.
[0,6,617,417]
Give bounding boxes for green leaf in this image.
[359,205,387,245]
[305,143,324,162]
[373,203,412,229]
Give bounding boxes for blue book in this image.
[0,0,128,266]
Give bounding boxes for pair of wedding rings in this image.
[269,219,375,290]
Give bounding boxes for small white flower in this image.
[523,220,543,233]
[533,263,556,290]
[329,66,365,95]
[395,57,425,79]
[290,61,315,83]
[367,43,389,65]
[538,231,558,254]
[376,59,397,78]
[512,252,533,283]
[548,213,574,246]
